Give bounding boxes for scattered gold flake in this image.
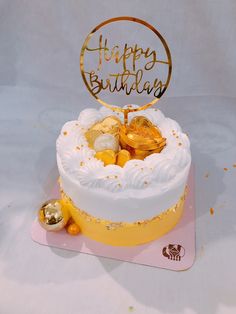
[80,161,84,166]
[81,144,84,148]
[176,135,179,139]
[76,146,80,150]
[210,207,214,215]
[106,176,110,179]
[141,167,144,171]
[63,131,67,136]
[118,183,122,187]
[205,172,209,178]
[178,143,182,146]
[233,164,236,168]
[115,175,118,179]
[60,188,185,232]
[144,181,148,185]
[224,167,228,171]
[128,306,134,312]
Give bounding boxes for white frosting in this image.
[56,106,191,222]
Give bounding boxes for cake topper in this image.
[80,16,172,125]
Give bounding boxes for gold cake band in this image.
[60,189,186,246]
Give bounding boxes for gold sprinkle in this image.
[178,143,182,146]
[118,183,122,187]
[144,181,148,185]
[63,131,67,136]
[128,306,134,312]
[205,172,209,178]
[80,162,84,166]
[210,207,214,215]
[224,167,228,171]
[176,136,179,139]
[81,144,84,148]
[106,176,109,179]
[114,175,118,179]
[76,146,80,150]
[233,164,236,168]
[141,168,144,171]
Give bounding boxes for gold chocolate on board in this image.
[120,116,166,152]
[85,116,121,149]
[80,16,172,123]
[38,199,69,232]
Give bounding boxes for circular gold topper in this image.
[80,16,172,115]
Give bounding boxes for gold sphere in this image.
[38,199,69,232]
[66,223,81,236]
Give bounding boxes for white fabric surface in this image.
[0,1,236,314]
[0,0,236,98]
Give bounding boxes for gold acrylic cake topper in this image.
[80,16,172,124]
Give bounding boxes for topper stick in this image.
[123,109,129,127]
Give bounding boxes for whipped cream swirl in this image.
[57,106,191,192]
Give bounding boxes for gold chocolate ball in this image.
[116,149,131,167]
[95,149,116,166]
[66,223,80,236]
[38,199,69,232]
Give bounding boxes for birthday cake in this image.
[55,105,191,246]
[37,17,191,247]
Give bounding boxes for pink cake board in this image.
[31,166,195,271]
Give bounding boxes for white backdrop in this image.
[1,2,236,314]
[0,0,236,100]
